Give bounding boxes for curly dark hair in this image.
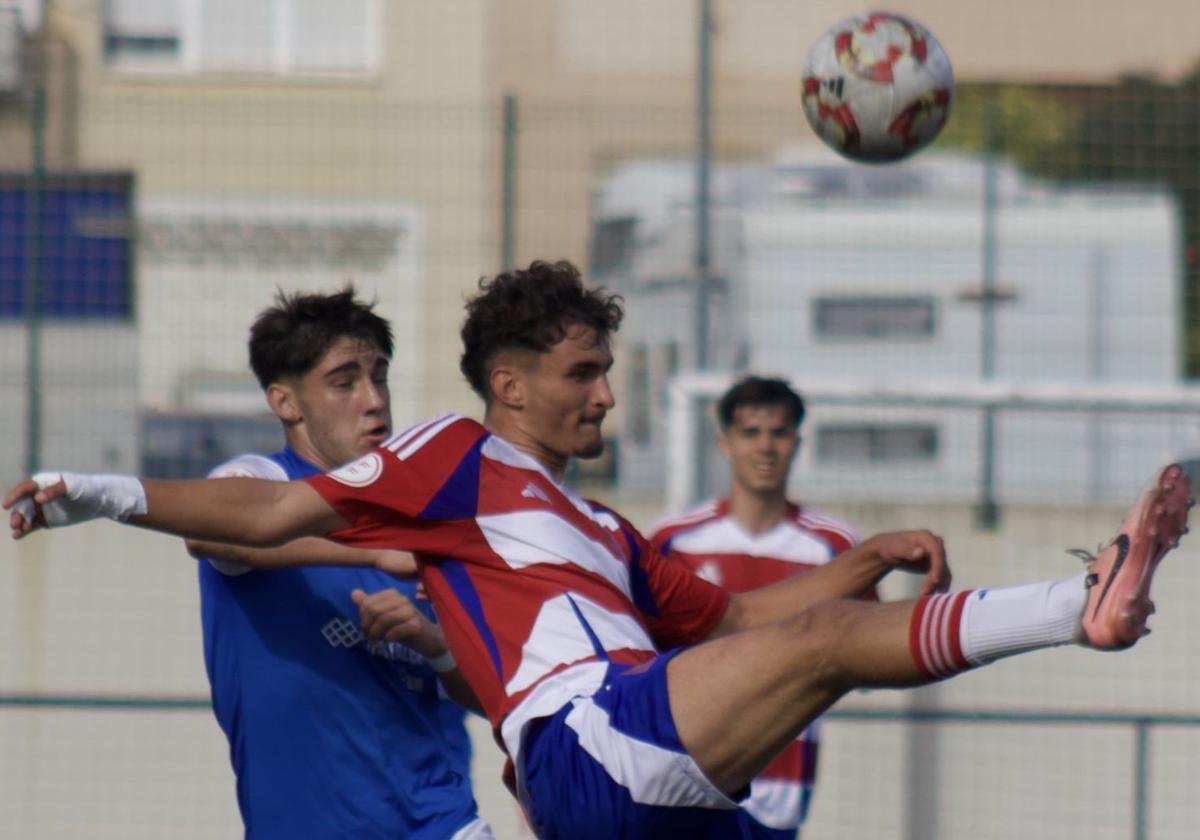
[717,376,806,430]
[248,286,393,388]
[460,260,624,400]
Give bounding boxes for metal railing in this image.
[2,695,1196,840]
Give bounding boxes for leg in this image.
[668,462,1194,795]
[667,597,925,794]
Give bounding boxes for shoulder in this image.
[377,413,488,464]
[207,453,288,481]
[646,499,724,548]
[792,505,860,548]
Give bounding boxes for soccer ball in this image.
[801,12,953,163]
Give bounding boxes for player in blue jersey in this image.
[174,288,491,839]
[6,263,1192,840]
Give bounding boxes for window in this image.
[590,216,637,276]
[104,0,379,75]
[141,412,281,479]
[816,423,939,464]
[813,295,936,340]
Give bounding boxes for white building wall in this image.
[135,197,425,426]
[601,154,1189,505]
[0,324,138,482]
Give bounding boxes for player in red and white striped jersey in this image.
[650,376,869,838]
[6,261,1191,840]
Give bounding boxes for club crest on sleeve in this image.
[329,452,383,488]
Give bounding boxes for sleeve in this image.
[625,524,730,648]
[200,454,289,576]
[305,415,486,552]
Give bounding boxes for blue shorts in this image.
[517,650,780,840]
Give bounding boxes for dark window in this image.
[813,296,936,340]
[141,412,281,479]
[816,423,939,464]
[590,216,637,276]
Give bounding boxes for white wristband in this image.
[31,472,148,526]
[426,650,457,673]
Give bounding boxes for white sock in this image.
[959,572,1088,666]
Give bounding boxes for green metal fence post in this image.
[976,103,1002,529]
[1134,718,1149,840]
[24,80,46,476]
[501,92,518,271]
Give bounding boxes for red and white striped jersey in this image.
[649,499,863,832]
[306,414,730,767]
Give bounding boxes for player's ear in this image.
[267,382,302,424]
[489,361,525,410]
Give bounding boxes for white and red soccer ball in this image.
[802,12,953,163]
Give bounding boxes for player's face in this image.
[719,404,800,497]
[287,336,392,470]
[521,325,615,467]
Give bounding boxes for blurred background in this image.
[3,1,1200,837]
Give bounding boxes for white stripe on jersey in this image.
[394,414,461,460]
[666,518,839,565]
[648,500,721,536]
[564,693,739,809]
[505,593,656,695]
[480,434,556,475]
[795,510,858,545]
[477,509,630,594]
[381,414,447,452]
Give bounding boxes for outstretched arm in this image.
[711,530,950,637]
[5,473,346,546]
[186,538,417,576]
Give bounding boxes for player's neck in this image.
[282,429,337,472]
[483,413,570,482]
[726,485,790,535]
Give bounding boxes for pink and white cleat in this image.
[1078,463,1193,650]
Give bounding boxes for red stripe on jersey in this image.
[309,416,730,742]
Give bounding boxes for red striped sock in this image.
[908,591,975,679]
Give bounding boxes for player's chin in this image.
[575,435,606,459]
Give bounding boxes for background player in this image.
[4,261,1191,840]
[650,375,867,838]
[158,288,489,839]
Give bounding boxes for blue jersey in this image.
[198,446,479,839]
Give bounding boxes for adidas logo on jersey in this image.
[521,482,551,503]
[321,617,363,648]
[695,560,724,586]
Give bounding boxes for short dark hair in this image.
[459,260,624,400]
[248,286,394,388]
[717,376,806,430]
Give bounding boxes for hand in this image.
[864,530,950,597]
[3,476,67,539]
[374,549,418,579]
[351,587,446,658]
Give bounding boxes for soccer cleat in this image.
[1079,463,1192,650]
